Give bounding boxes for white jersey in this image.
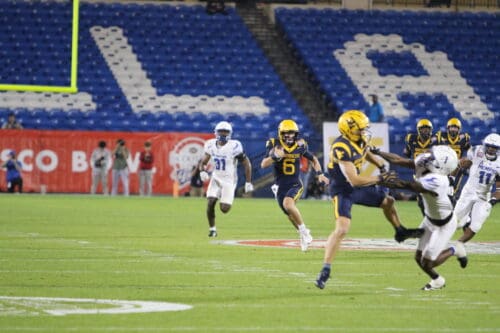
[418,173,454,221]
[204,139,244,184]
[460,145,500,201]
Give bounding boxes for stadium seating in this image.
[0,1,317,142]
[1,2,498,146]
[275,8,499,143]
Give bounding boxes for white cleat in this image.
[422,276,446,291]
[299,228,313,252]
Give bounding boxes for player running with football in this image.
[199,121,254,237]
[453,133,500,268]
[315,110,425,289]
[261,119,329,252]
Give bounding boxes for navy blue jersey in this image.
[265,137,314,187]
[403,133,439,159]
[436,131,471,158]
[327,135,367,195]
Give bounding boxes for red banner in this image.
[0,129,212,194]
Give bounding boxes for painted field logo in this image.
[0,296,192,316]
[214,239,500,255]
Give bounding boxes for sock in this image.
[298,224,306,232]
[210,227,216,231]
[322,263,331,271]
[449,246,455,255]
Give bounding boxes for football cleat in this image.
[208,230,218,237]
[299,228,313,252]
[394,227,425,243]
[422,276,445,291]
[315,268,331,289]
[457,257,468,269]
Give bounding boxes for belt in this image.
[425,212,453,226]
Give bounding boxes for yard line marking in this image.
[0,327,498,332]
[214,239,500,254]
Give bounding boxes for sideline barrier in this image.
[0,130,212,194]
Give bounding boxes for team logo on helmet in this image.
[338,110,371,144]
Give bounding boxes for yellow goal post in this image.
[0,0,80,93]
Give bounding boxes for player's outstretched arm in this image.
[366,150,388,173]
[370,147,415,169]
[379,177,437,197]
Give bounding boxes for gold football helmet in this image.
[417,119,433,140]
[447,118,461,138]
[338,110,371,143]
[278,119,299,146]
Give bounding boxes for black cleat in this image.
[395,227,424,243]
[457,256,468,269]
[315,268,331,290]
[208,230,218,237]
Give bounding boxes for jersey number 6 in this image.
[283,158,295,175]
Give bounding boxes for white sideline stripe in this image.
[0,328,498,332]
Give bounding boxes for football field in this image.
[0,194,499,332]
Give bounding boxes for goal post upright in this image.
[0,0,80,93]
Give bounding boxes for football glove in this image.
[271,146,285,162]
[200,171,210,182]
[379,164,387,174]
[245,182,254,193]
[489,197,497,207]
[377,170,398,187]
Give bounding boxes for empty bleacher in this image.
[0,1,317,142]
[275,8,499,143]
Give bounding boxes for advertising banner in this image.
[0,130,212,194]
[322,122,389,176]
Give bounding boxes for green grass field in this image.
[0,194,499,332]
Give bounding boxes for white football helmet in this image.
[428,145,458,176]
[214,121,232,143]
[483,133,500,161]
